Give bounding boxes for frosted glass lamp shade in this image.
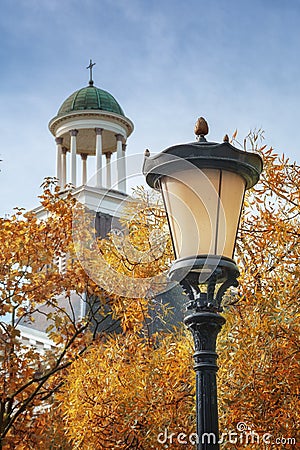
[161,168,246,261]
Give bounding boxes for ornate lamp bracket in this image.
[180,269,239,313]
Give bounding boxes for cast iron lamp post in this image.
[143,118,263,449]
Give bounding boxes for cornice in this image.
[49,110,134,136]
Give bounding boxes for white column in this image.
[95,128,103,188]
[61,147,67,188]
[106,152,112,188]
[70,129,78,187]
[81,154,87,185]
[122,142,127,193]
[116,134,125,192]
[55,137,63,187]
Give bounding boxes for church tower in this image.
[48,60,134,218]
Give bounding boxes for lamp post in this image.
[143,118,263,449]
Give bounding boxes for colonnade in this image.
[55,128,127,192]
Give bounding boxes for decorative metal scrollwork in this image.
[180,270,239,312]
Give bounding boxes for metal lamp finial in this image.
[194,117,209,141]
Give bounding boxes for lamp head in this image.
[143,118,263,310]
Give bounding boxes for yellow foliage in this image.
[60,138,299,449]
[0,179,109,448]
[60,332,194,449]
[2,137,300,449]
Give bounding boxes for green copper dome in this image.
[57,85,125,117]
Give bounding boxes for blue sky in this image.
[1,0,300,216]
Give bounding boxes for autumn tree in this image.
[60,137,299,449]
[0,180,118,449]
[217,133,300,448]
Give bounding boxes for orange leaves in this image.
[218,140,300,446]
[60,332,194,449]
[99,186,173,282]
[1,141,300,448]
[0,179,101,448]
[58,141,300,448]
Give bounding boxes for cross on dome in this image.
[86,59,96,86]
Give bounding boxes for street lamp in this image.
[143,118,263,449]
